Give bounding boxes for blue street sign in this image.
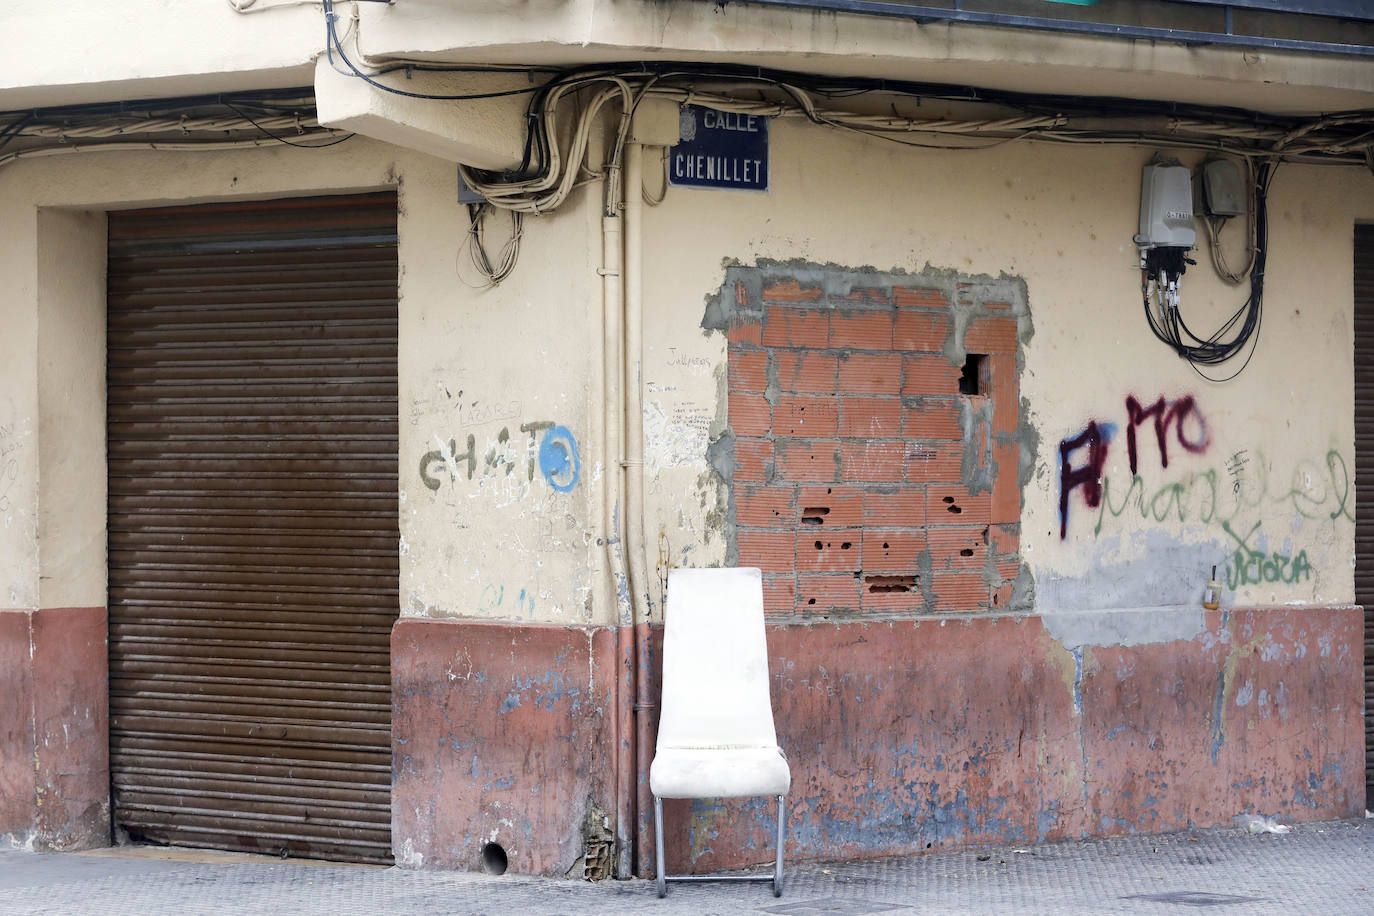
[668,105,769,192]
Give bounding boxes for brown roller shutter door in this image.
[106,193,399,863]
[1357,223,1374,808]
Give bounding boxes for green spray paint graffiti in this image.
[1081,448,1352,538]
[1221,520,1312,589]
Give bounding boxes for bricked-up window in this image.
[720,268,1026,617]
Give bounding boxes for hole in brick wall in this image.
[959,353,986,395]
[959,548,975,557]
[993,593,1000,606]
[982,527,990,544]
[865,574,917,593]
[814,540,824,550]
[802,506,830,525]
[841,542,852,550]
[943,495,962,515]
[807,598,817,605]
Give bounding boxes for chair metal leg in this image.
[773,794,785,897]
[654,795,666,898]
[654,793,784,899]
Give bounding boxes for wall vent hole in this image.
[959,353,986,395]
[959,548,975,557]
[482,843,508,876]
[866,575,916,593]
[801,506,830,525]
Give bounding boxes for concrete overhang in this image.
[354,0,1374,116]
[313,59,529,171]
[0,3,324,111]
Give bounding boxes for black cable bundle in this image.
[1142,162,1273,380]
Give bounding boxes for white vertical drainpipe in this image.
[622,140,655,877]
[602,202,635,877]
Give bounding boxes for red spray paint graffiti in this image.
[1060,395,1209,539]
[1124,395,1208,474]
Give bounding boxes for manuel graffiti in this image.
[420,421,580,494]
[1058,396,1351,541]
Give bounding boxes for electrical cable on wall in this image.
[1139,160,1274,381]
[458,203,523,288]
[0,90,351,170]
[4,26,1372,320]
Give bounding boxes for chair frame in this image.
[654,793,785,898]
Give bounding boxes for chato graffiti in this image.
[1222,520,1312,589]
[420,421,580,494]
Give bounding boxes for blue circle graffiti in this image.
[538,425,580,492]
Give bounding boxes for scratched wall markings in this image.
[0,421,20,515]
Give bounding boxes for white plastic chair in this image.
[650,566,791,898]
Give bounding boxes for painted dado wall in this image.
[0,99,1370,870]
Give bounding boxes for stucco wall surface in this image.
[637,117,1374,633]
[0,137,611,631]
[0,3,319,108]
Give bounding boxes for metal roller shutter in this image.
[1355,223,1374,808]
[106,193,399,863]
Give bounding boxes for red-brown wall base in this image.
[391,605,1363,876]
[391,619,619,875]
[0,606,110,850]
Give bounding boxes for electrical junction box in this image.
[1135,161,1195,249]
[457,169,485,205]
[1201,159,1246,217]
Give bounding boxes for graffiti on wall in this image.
[1057,395,1350,588]
[0,421,19,516]
[1222,520,1312,589]
[419,420,580,497]
[1059,394,1209,538]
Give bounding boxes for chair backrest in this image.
[657,567,779,751]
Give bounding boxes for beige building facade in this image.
[2,0,1372,879]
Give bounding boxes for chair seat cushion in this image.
[650,745,791,799]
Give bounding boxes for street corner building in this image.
[0,0,1372,882]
